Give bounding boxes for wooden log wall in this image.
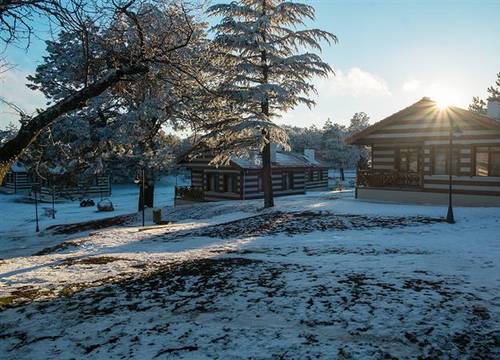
[305,169,329,190]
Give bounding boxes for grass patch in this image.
[0,296,16,310]
[59,283,89,298]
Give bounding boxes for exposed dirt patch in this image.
[62,256,132,266]
[34,240,85,256]
[185,211,446,240]
[0,286,54,309]
[46,214,135,235]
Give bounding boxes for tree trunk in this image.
[144,177,155,208]
[260,0,273,208]
[262,141,274,208]
[0,63,149,183]
[137,169,155,211]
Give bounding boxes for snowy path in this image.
[0,191,499,358]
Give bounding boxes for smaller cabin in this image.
[1,162,33,194]
[176,148,328,203]
[33,175,112,202]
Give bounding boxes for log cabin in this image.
[1,161,111,200]
[176,147,328,203]
[0,161,33,194]
[33,175,112,202]
[347,97,500,206]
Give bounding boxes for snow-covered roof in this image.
[10,161,27,173]
[231,151,327,169]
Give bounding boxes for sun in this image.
[435,97,452,110]
[427,84,460,110]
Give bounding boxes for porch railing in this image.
[175,186,204,202]
[357,170,423,188]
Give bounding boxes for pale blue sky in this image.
[1,0,499,129]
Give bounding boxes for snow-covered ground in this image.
[0,191,499,359]
[0,176,186,259]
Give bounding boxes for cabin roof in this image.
[179,150,328,170]
[232,151,326,169]
[347,97,500,145]
[10,161,27,173]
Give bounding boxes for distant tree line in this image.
[282,112,371,170]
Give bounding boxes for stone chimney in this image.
[487,99,500,121]
[304,148,315,162]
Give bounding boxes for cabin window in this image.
[308,169,313,181]
[205,173,219,192]
[257,175,264,192]
[475,148,489,176]
[492,152,500,176]
[433,147,460,176]
[282,172,289,190]
[475,146,500,177]
[282,172,294,190]
[398,148,419,172]
[223,173,237,193]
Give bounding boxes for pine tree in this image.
[487,72,500,101]
[348,112,370,135]
[321,119,347,168]
[468,96,487,115]
[207,0,336,208]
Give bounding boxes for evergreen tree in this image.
[0,122,18,145]
[468,96,487,115]
[207,0,336,208]
[321,119,347,168]
[467,72,500,116]
[347,112,370,135]
[487,72,500,101]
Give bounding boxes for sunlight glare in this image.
[428,84,461,110]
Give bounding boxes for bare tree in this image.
[0,0,199,182]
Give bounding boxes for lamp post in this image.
[141,168,145,227]
[33,184,40,232]
[446,117,462,224]
[52,184,56,219]
[134,168,145,227]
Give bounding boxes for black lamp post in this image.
[135,168,146,227]
[141,168,145,227]
[446,117,462,224]
[33,184,40,232]
[52,184,56,219]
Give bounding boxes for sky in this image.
[1,0,499,130]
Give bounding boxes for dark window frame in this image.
[431,145,460,176]
[205,172,220,192]
[473,146,500,177]
[282,172,289,190]
[397,147,421,173]
[223,173,237,193]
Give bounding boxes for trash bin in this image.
[153,208,162,225]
